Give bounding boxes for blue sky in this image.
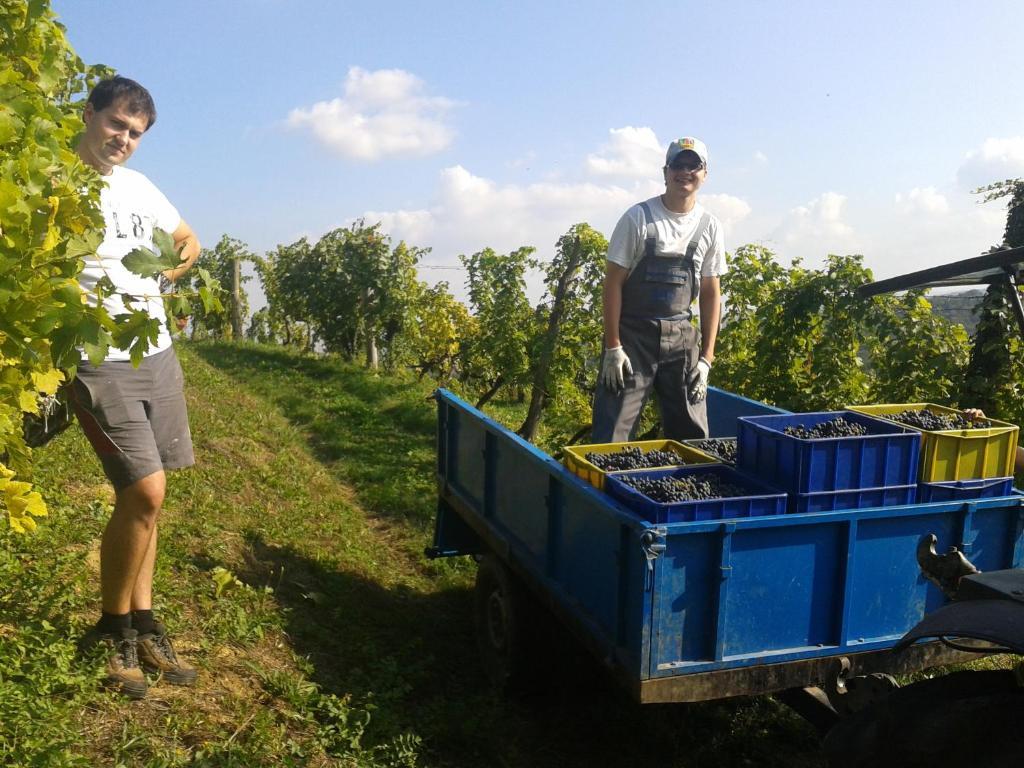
[53,0,1024,303]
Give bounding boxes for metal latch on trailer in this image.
[640,527,667,591]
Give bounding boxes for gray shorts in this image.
[71,346,195,490]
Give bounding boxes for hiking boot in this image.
[79,627,148,699]
[137,622,197,686]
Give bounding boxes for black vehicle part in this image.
[916,533,979,599]
[824,657,898,717]
[822,669,1024,768]
[896,597,1024,655]
[776,656,898,737]
[897,567,1024,655]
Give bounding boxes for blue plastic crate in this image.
[916,476,1015,504]
[792,484,917,514]
[737,411,920,495]
[605,464,787,524]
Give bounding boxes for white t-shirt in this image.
[606,196,726,277]
[78,165,181,361]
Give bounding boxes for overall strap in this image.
[684,212,712,261]
[639,201,657,258]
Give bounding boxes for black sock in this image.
[97,611,131,634]
[131,609,155,635]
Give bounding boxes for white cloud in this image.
[702,193,752,230]
[362,208,435,245]
[894,186,950,215]
[768,192,859,264]
[864,193,1006,280]
[371,164,660,251]
[585,126,663,179]
[286,66,456,161]
[505,150,538,171]
[360,165,671,301]
[753,150,768,164]
[956,136,1024,191]
[787,192,853,237]
[360,164,757,303]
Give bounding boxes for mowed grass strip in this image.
[3,341,832,768]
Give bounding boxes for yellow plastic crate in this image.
[846,403,1019,482]
[563,439,717,491]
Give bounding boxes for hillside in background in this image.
[927,290,986,336]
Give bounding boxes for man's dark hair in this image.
[86,76,157,129]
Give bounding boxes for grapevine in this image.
[0,1,110,532]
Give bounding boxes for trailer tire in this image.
[474,554,544,693]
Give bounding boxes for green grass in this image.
[3,340,930,766]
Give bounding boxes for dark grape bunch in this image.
[887,408,989,431]
[783,417,868,439]
[620,473,748,503]
[692,438,737,464]
[586,446,688,471]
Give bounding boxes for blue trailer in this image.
[428,387,1024,706]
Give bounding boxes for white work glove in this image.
[600,346,633,392]
[687,358,711,404]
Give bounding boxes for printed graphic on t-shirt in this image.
[101,196,163,256]
[78,166,181,361]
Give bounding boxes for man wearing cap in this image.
[591,136,725,442]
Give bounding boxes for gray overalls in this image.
[591,201,711,443]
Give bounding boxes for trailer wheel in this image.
[474,554,541,692]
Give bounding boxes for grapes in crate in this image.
[620,473,748,503]
[585,446,688,471]
[887,408,989,431]
[784,417,867,439]
[692,438,737,464]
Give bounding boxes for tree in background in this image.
[961,179,1024,424]
[271,222,423,367]
[367,238,427,371]
[280,227,357,356]
[713,245,789,401]
[518,223,605,442]
[262,237,315,350]
[714,251,969,413]
[188,235,253,340]
[866,291,971,404]
[393,281,475,385]
[733,255,874,411]
[459,246,536,409]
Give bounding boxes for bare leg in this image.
[131,524,158,612]
[100,471,165,615]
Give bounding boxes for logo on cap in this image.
[680,138,695,150]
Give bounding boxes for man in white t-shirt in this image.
[73,77,200,699]
[591,136,726,443]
